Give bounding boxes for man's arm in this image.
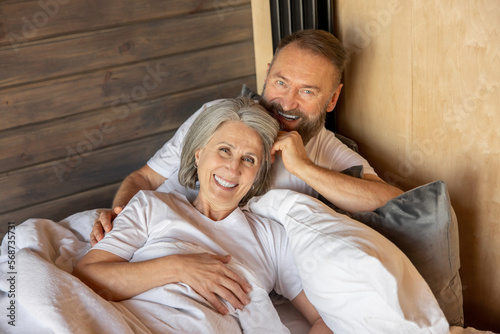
[91,165,166,245]
[272,131,403,212]
[291,291,332,334]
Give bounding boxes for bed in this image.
[0,183,497,333]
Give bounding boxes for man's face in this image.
[261,43,342,143]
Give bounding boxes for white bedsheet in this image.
[0,209,496,334]
[0,211,287,334]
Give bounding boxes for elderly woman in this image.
[73,97,330,333]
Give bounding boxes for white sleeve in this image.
[147,99,226,179]
[92,191,151,260]
[313,129,377,176]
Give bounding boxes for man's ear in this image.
[326,83,343,113]
[266,63,271,76]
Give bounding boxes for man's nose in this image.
[278,90,299,111]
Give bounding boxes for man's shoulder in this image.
[306,127,343,149]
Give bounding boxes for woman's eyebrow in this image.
[218,141,259,159]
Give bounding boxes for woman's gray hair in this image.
[179,96,280,205]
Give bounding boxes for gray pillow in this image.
[351,181,464,327]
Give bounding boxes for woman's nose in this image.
[226,158,240,174]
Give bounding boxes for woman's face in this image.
[195,121,263,214]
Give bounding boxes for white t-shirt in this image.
[148,99,376,200]
[93,190,302,333]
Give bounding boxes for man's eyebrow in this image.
[273,73,321,91]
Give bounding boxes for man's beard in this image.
[259,97,328,146]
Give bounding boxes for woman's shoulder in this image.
[241,209,287,239]
[131,190,191,210]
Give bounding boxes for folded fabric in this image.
[246,189,450,334]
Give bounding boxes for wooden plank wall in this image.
[335,0,500,331]
[0,0,256,232]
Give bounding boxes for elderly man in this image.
[92,29,402,245]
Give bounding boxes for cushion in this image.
[351,181,464,327]
[246,189,450,334]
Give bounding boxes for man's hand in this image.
[177,253,252,315]
[90,206,123,247]
[271,131,312,176]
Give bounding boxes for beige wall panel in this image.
[336,0,412,188]
[337,0,500,330]
[411,1,500,330]
[251,0,273,93]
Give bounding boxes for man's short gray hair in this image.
[179,97,280,205]
[271,29,347,86]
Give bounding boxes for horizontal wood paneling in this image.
[0,0,250,47]
[0,1,257,224]
[0,5,253,87]
[0,133,169,213]
[0,183,121,235]
[0,40,255,131]
[0,77,255,173]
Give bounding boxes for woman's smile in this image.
[214,174,237,189]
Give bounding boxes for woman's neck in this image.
[192,197,236,221]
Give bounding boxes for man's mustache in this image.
[258,99,305,131]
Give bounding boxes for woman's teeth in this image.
[278,111,300,121]
[214,175,237,188]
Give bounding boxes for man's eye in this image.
[277,80,285,86]
[220,148,230,154]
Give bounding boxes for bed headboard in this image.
[0,0,256,232]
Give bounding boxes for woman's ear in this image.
[194,150,201,167]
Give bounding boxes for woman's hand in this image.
[176,253,252,315]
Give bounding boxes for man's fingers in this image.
[113,206,123,215]
[92,221,104,242]
[99,211,113,232]
[90,232,98,247]
[90,209,116,247]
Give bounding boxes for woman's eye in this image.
[219,148,230,154]
[243,157,255,164]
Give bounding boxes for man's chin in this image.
[278,118,301,132]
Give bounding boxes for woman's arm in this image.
[291,291,332,334]
[73,249,178,300]
[73,250,252,314]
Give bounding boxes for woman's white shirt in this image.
[92,190,302,301]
